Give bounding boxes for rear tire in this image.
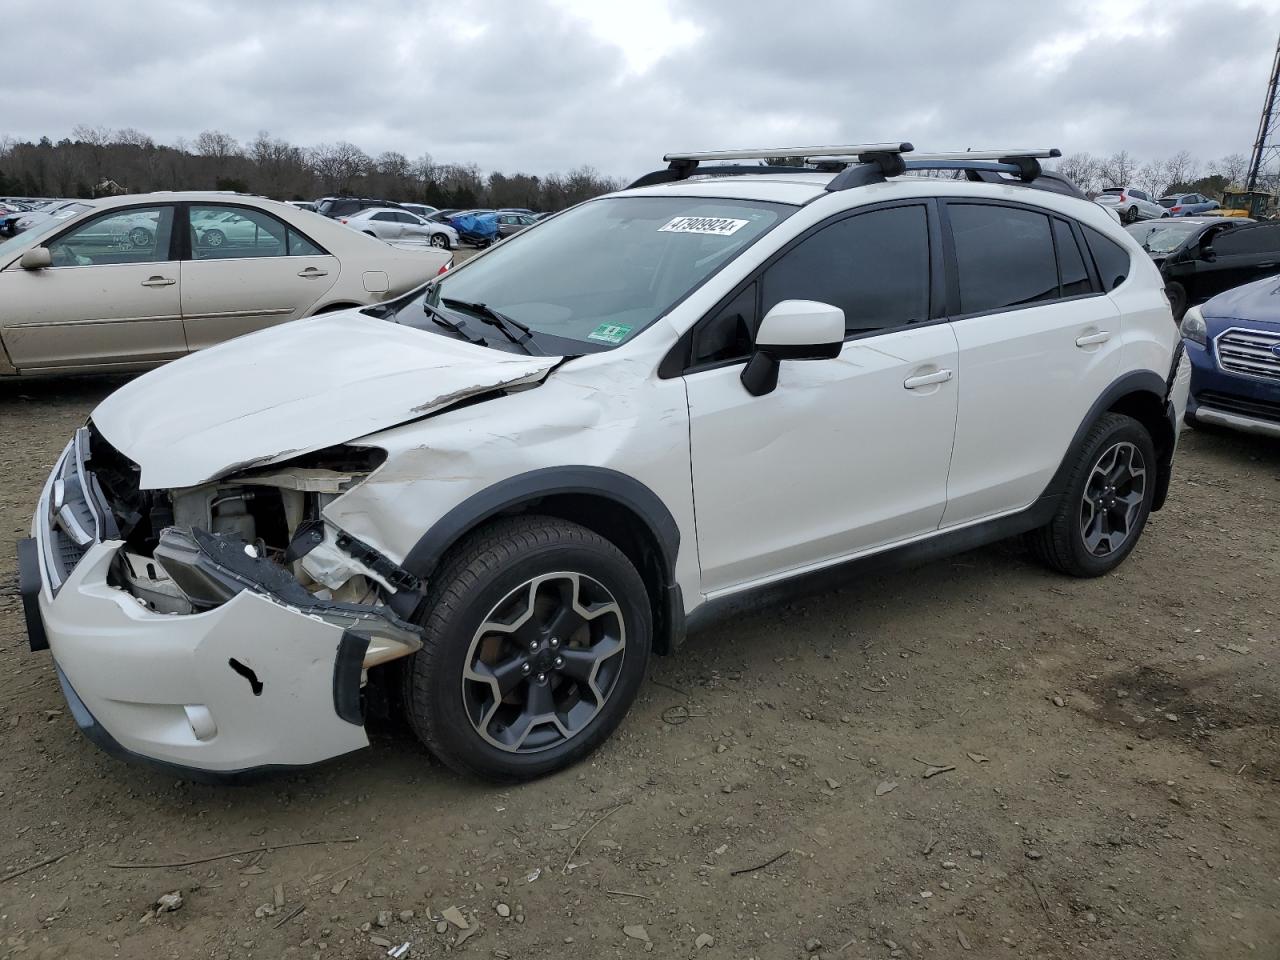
[1030,413,1156,577]
[401,516,652,781]
[1124,206,1140,224]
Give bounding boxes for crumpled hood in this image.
[92,310,560,489]
[1201,274,1280,325]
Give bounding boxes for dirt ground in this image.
[0,372,1277,960]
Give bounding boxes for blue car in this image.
[1159,192,1220,217]
[1181,274,1280,438]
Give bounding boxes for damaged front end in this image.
[23,426,425,778]
[101,437,424,668]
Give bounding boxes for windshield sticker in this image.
[658,216,750,237]
[587,323,633,345]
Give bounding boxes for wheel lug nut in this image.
[536,673,546,684]
[528,640,539,652]
[550,637,559,648]
[554,656,564,668]
[521,663,531,675]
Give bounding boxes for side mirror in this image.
[1199,242,1217,263]
[20,246,52,270]
[741,299,845,397]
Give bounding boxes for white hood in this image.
[92,310,559,489]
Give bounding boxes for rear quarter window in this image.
[1082,226,1130,292]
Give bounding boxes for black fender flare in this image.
[401,466,685,651]
[1040,369,1174,510]
[402,466,680,578]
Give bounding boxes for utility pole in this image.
[1245,32,1280,192]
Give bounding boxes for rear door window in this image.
[947,203,1058,313]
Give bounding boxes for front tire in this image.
[1030,413,1156,577]
[401,516,652,781]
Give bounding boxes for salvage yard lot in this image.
[0,376,1277,960]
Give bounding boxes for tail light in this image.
[437,260,452,276]
[1171,206,1182,213]
[339,217,348,224]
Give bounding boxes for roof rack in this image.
[625,145,1080,197]
[628,143,914,190]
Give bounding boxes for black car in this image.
[314,196,406,219]
[1126,216,1280,320]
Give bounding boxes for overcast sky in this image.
[2,0,1275,179]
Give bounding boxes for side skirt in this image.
[685,495,1059,636]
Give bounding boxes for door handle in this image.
[903,369,953,389]
[297,267,329,278]
[140,276,175,287]
[1075,331,1111,347]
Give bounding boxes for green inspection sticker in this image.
[587,323,633,345]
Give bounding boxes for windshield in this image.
[417,195,792,352]
[0,204,92,263]
[1125,220,1203,255]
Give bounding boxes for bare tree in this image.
[1213,153,1248,190]
[1099,150,1137,188]
[309,141,370,193]
[114,127,155,149]
[71,124,112,147]
[1136,162,1165,199]
[193,129,240,160]
[1056,152,1100,194]
[1160,150,1197,192]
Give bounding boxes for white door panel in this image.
[687,323,959,593]
[942,295,1122,525]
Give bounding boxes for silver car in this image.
[1094,187,1169,224]
[342,207,458,249]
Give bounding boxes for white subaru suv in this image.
[20,144,1190,782]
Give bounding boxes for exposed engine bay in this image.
[87,429,423,669]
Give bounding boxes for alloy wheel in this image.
[1079,441,1147,557]
[461,572,626,753]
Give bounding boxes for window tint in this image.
[288,230,326,256]
[47,206,174,267]
[1082,225,1131,292]
[371,212,395,222]
[761,205,930,334]
[692,282,756,367]
[949,204,1057,313]
[1214,223,1280,256]
[1131,189,1148,201]
[191,205,288,260]
[1054,219,1092,297]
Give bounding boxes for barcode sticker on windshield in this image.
[659,216,749,236]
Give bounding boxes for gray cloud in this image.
[2,0,1274,179]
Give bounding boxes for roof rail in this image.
[627,143,913,190]
[624,144,1079,196]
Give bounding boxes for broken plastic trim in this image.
[152,527,423,649]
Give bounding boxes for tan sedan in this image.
[0,192,451,376]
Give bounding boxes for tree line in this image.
[0,126,625,211]
[1051,150,1272,199]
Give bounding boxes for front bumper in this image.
[25,539,370,777]
[20,432,390,778]
[1185,339,1280,439]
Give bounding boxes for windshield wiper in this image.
[442,298,544,355]
[422,300,488,347]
